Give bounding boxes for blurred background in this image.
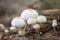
[0,0,60,26]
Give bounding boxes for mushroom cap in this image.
[52,20,57,27]
[0,24,5,30]
[11,17,26,27]
[32,24,40,29]
[10,27,16,31]
[18,30,26,36]
[4,29,9,33]
[37,15,47,23]
[27,18,37,25]
[20,9,39,21]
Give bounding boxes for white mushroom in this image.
[32,24,40,29]
[52,20,57,27]
[20,9,39,21]
[18,29,26,36]
[52,19,57,33]
[27,18,37,25]
[10,27,16,31]
[0,24,5,30]
[11,17,26,27]
[37,15,47,23]
[10,35,13,38]
[4,29,9,33]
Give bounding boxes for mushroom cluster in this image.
[10,9,47,36]
[0,9,58,36]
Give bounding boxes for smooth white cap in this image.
[10,35,13,38]
[37,15,47,23]
[0,24,5,30]
[11,17,26,27]
[10,27,16,31]
[27,18,37,25]
[52,20,57,27]
[32,24,40,29]
[20,9,39,21]
[4,29,9,33]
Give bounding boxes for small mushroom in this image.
[32,24,40,29]
[11,17,27,28]
[18,29,26,36]
[27,18,37,25]
[10,27,16,31]
[4,29,9,33]
[32,24,40,32]
[10,35,13,38]
[0,24,5,31]
[37,15,47,23]
[20,9,39,21]
[10,27,17,33]
[52,19,57,33]
[52,20,57,27]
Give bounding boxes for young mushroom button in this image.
[10,27,16,31]
[4,29,9,33]
[0,24,5,31]
[32,24,40,29]
[52,20,57,27]
[18,29,26,36]
[52,20,57,33]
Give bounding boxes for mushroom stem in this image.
[23,26,26,32]
[53,27,57,34]
[24,23,28,30]
[53,27,58,40]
